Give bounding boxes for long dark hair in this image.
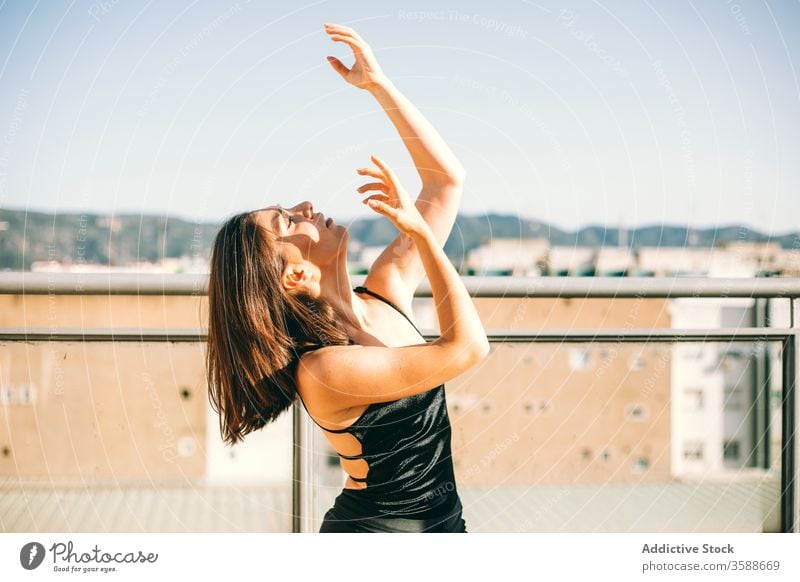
[205,210,350,445]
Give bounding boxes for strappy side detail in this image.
[295,389,373,434]
[313,404,374,434]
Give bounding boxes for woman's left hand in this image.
[324,23,388,91]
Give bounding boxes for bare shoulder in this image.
[359,268,415,318]
[295,345,355,417]
[296,338,472,408]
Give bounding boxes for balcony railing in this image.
[1,273,798,532]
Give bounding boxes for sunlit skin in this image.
[248,23,468,491]
[253,202,373,338]
[248,22,465,346]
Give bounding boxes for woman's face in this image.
[253,200,347,277]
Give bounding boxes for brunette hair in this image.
[205,210,350,445]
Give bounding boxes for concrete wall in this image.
[446,297,672,486]
[1,293,672,487]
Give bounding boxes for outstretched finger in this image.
[328,34,364,56]
[325,24,356,36]
[364,196,396,216]
[324,23,364,42]
[356,181,388,194]
[355,167,384,180]
[361,193,390,205]
[369,155,397,184]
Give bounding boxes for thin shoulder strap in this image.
[353,285,423,337]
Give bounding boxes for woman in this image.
[205,23,489,533]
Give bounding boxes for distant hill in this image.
[0,207,798,271]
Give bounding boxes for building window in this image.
[522,399,550,414]
[723,440,740,461]
[720,355,739,372]
[625,403,648,421]
[724,349,744,360]
[683,388,704,411]
[568,348,591,370]
[683,441,704,460]
[724,386,743,411]
[632,457,649,473]
[682,346,704,360]
[629,353,646,371]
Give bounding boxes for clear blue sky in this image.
[1,0,798,234]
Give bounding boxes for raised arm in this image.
[324,23,464,314]
[298,155,487,411]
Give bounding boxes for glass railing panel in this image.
[0,341,293,532]
[446,340,782,532]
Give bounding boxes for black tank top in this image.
[295,285,461,519]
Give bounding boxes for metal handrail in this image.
[0,326,793,343]
[1,273,798,533]
[2,272,800,298]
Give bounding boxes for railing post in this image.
[783,297,800,532]
[782,335,795,532]
[751,298,770,469]
[292,399,315,533]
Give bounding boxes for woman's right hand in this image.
[356,155,428,237]
[324,23,388,91]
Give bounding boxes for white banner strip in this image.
[1,533,798,581]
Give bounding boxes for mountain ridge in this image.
[1,207,797,271]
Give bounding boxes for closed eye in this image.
[280,209,293,230]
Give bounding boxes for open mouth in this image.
[326,217,333,228]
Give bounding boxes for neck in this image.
[315,252,368,335]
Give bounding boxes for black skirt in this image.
[319,492,468,533]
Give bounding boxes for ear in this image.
[282,263,313,292]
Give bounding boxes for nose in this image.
[293,201,314,218]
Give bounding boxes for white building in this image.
[670,297,757,476]
[638,243,784,277]
[465,237,548,276]
[669,269,785,478]
[595,247,636,276]
[548,246,596,276]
